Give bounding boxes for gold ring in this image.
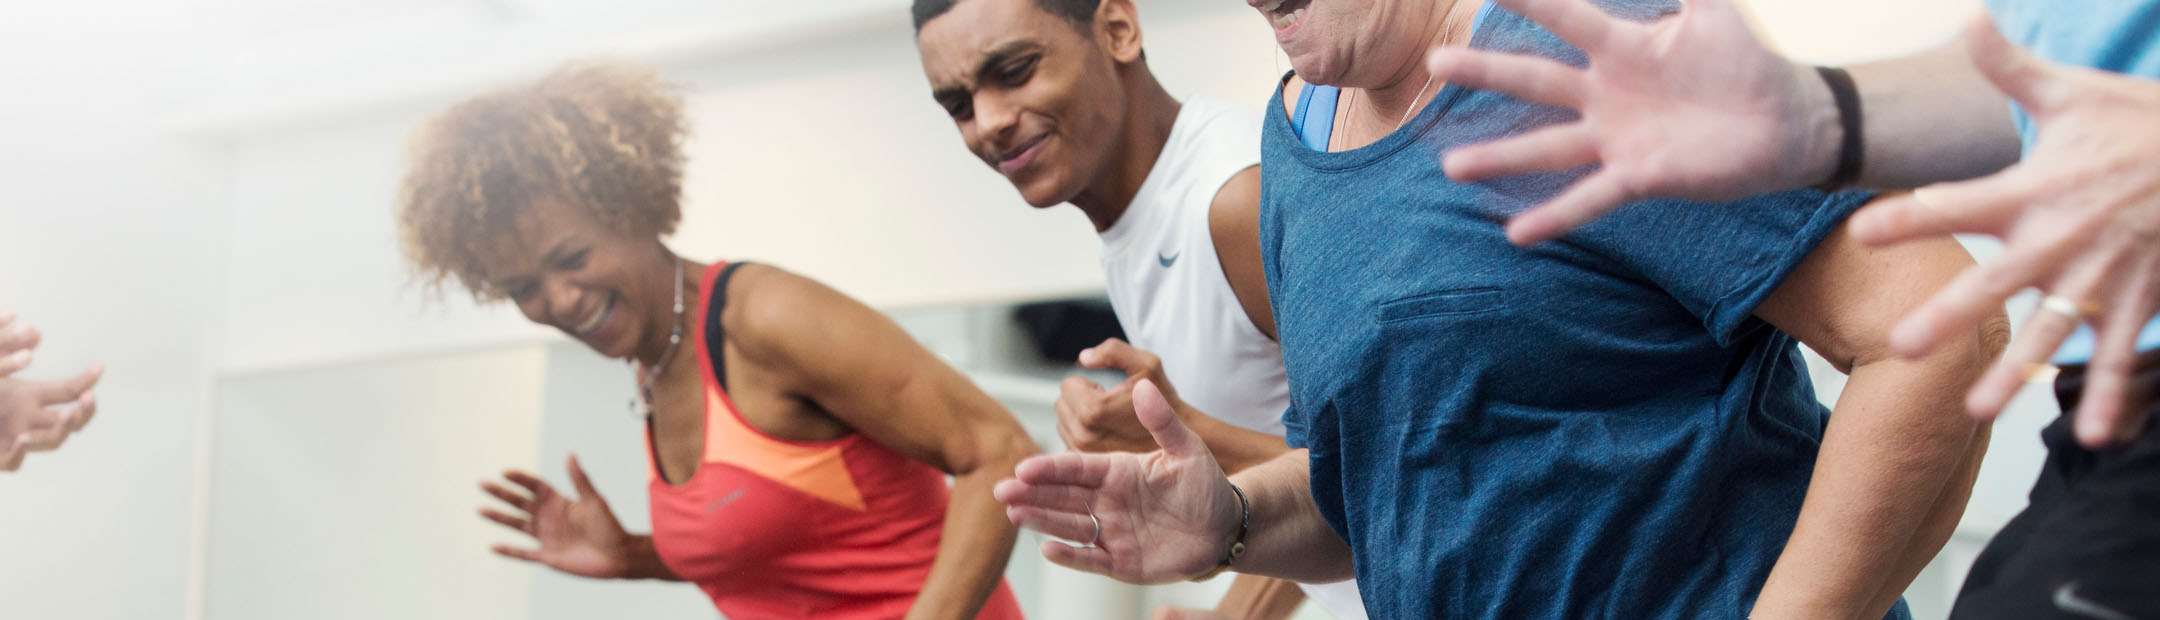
[2023,362,2062,384]
[2039,295,2102,321]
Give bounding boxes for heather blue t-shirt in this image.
[1986,0,2160,364]
[1258,2,1905,617]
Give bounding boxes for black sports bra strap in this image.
[704,261,749,392]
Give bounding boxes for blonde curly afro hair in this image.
[395,61,687,300]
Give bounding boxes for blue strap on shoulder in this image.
[1288,2,1493,152]
[1289,82,1339,151]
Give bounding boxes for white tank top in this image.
[1096,97,1369,620]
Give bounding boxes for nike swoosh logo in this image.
[2055,582,2136,620]
[704,487,746,514]
[1158,251,1180,268]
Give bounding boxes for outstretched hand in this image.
[1848,16,2160,447]
[994,380,1240,584]
[0,311,103,472]
[479,455,643,578]
[1425,0,1833,244]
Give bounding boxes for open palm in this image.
[996,380,1240,584]
[1849,18,2160,446]
[1426,0,1828,244]
[480,455,637,578]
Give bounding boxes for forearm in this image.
[1839,43,2022,189]
[1219,450,1355,583]
[907,462,1024,620]
[1178,403,1293,475]
[620,535,685,581]
[1753,356,1984,619]
[1862,422,1989,616]
[1213,573,1308,620]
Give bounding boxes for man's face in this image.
[918,0,1127,208]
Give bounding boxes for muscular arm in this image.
[1748,216,2001,619]
[1189,164,1298,474]
[734,266,1038,620]
[1209,165,1276,341]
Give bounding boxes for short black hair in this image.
[912,0,1101,32]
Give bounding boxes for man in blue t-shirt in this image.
[1424,0,2160,616]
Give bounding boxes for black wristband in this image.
[1188,481,1252,582]
[1815,66,1864,191]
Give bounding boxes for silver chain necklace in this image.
[631,258,686,418]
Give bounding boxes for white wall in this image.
[0,3,229,620]
[206,347,549,620]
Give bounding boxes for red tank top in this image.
[644,262,1024,619]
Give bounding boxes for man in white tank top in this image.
[912,0,1365,618]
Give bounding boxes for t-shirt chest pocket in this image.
[1376,286,1505,323]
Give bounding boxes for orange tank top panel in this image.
[643,261,1024,619]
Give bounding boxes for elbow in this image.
[985,429,1040,474]
[954,425,1040,481]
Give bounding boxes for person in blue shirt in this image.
[1421,0,2160,616]
[993,0,1998,617]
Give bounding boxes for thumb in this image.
[1965,12,2059,111]
[566,454,605,503]
[33,364,102,406]
[1134,380,1205,458]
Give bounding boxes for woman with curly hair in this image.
[396,62,1032,620]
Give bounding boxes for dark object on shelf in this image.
[1012,297,1125,364]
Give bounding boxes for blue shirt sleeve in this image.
[1564,189,1874,345]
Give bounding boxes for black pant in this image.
[1951,349,2160,619]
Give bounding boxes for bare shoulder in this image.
[1209,165,1263,227]
[718,263,839,360]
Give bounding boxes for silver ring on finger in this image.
[1086,504,1102,548]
